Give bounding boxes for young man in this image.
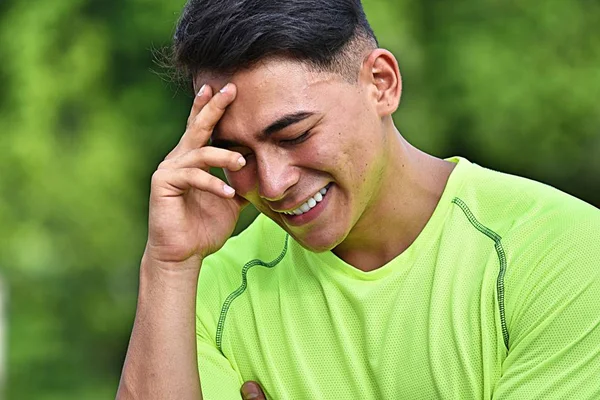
[117,0,600,399]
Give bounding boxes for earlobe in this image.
[363,49,402,117]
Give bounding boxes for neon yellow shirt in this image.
[196,157,600,399]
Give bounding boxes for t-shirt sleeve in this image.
[196,316,243,400]
[493,211,600,399]
[196,254,244,400]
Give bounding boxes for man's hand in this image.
[241,381,267,400]
[146,82,248,267]
[116,83,247,400]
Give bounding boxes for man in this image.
[116,0,600,399]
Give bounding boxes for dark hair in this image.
[169,0,378,83]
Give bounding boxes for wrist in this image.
[140,251,203,290]
[141,243,204,272]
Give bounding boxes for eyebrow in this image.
[211,111,316,149]
[263,111,316,136]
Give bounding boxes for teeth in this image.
[284,185,329,216]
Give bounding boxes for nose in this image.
[257,154,299,201]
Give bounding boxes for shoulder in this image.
[451,161,600,348]
[461,163,600,325]
[454,161,599,269]
[453,161,599,239]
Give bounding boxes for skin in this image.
[241,381,267,400]
[117,48,454,400]
[196,50,455,397]
[198,50,455,271]
[117,84,248,400]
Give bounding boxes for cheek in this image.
[224,167,257,198]
[334,137,382,188]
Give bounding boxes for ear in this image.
[360,49,402,117]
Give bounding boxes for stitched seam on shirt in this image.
[452,197,509,349]
[216,234,289,353]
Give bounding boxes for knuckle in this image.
[151,169,167,185]
[204,98,227,118]
[191,114,213,134]
[195,146,210,157]
[208,175,223,189]
[212,98,228,112]
[192,147,211,164]
[183,168,197,180]
[162,150,174,162]
[157,159,172,170]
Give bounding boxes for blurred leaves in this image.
[0,0,598,398]
[0,0,188,398]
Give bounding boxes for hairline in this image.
[191,29,378,88]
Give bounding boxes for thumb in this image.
[241,380,266,400]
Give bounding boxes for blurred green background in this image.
[0,0,599,398]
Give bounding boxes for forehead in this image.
[195,59,343,138]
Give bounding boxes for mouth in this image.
[276,183,333,226]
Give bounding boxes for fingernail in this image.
[197,84,206,96]
[241,384,259,399]
[238,157,246,167]
[220,83,230,94]
[223,184,235,195]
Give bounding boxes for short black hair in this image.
[169,0,378,83]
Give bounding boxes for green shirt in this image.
[196,157,600,399]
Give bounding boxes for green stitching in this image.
[452,197,510,349]
[216,234,290,353]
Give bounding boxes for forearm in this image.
[117,254,203,400]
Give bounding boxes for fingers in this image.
[169,83,237,159]
[189,83,236,143]
[186,84,212,129]
[160,146,246,173]
[151,167,236,198]
[241,381,267,400]
[155,83,241,199]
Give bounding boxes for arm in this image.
[196,306,247,399]
[117,256,203,399]
[116,83,248,399]
[493,213,600,399]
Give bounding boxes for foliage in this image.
[0,0,598,398]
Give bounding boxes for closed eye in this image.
[282,130,311,145]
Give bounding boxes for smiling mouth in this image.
[279,183,332,216]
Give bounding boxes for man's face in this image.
[204,58,390,252]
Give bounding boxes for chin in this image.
[289,226,347,253]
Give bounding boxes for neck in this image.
[333,126,455,272]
